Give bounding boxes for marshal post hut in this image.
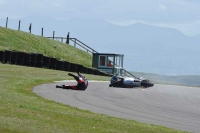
[92,53,124,75]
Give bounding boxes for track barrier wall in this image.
[23,52,31,66]
[63,61,71,71]
[49,57,57,69]
[0,51,5,62]
[77,64,83,73]
[36,54,43,68]
[56,60,64,70]
[70,63,78,72]
[10,51,18,64]
[30,53,38,67]
[42,56,50,68]
[82,66,88,74]
[0,50,111,77]
[17,52,25,65]
[4,50,12,64]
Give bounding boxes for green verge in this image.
[0,63,188,133]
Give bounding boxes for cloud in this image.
[159,3,167,11]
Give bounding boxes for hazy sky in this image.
[0,0,200,36]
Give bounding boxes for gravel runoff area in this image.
[33,80,200,133]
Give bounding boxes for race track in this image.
[33,81,200,133]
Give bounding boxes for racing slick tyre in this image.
[141,80,154,88]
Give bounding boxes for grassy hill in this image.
[0,27,187,133]
[0,26,92,67]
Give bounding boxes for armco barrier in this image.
[10,51,18,64]
[42,56,50,68]
[70,63,77,72]
[30,53,38,67]
[63,61,70,71]
[36,54,43,68]
[56,60,64,70]
[4,50,12,64]
[49,57,57,69]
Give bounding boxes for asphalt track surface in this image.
[33,81,200,133]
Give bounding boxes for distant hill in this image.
[131,71,200,87]
[1,16,200,75]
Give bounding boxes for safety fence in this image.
[0,50,112,77]
[46,36,98,54]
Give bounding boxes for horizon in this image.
[0,16,197,37]
[0,0,200,36]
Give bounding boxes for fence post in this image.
[29,23,32,33]
[74,39,76,47]
[41,28,43,36]
[53,31,55,40]
[18,20,21,30]
[66,32,70,44]
[6,17,8,28]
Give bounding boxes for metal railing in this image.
[46,37,98,54]
[69,38,98,54]
[122,68,139,79]
[46,37,67,43]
